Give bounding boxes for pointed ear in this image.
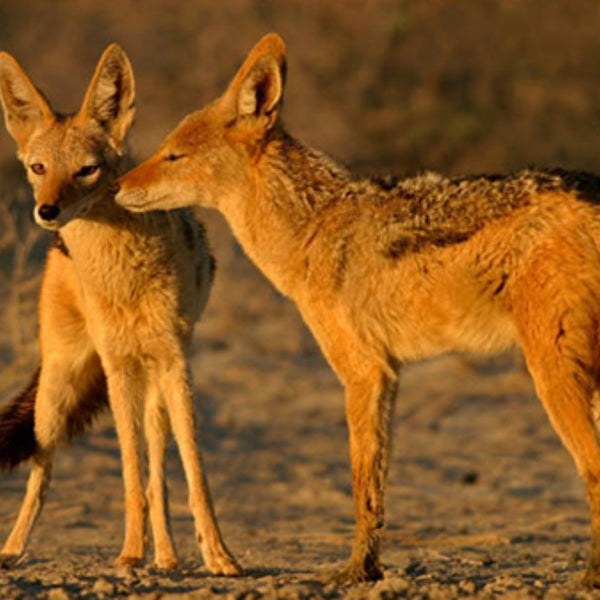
[223,34,286,130]
[0,51,54,147]
[78,43,135,152]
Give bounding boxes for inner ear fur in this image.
[224,33,287,128]
[78,43,136,152]
[0,52,54,147]
[237,55,285,118]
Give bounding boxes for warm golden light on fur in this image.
[117,33,600,587]
[0,45,239,575]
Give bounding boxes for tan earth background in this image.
[2,1,600,599]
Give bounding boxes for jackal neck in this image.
[218,129,352,297]
[260,130,351,219]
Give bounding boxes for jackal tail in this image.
[0,367,109,470]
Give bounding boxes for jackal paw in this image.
[155,555,179,570]
[114,554,144,569]
[0,553,22,569]
[326,561,384,585]
[204,549,242,576]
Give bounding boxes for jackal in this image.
[116,33,600,586]
[0,45,239,574]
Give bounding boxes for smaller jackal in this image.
[116,34,600,586]
[0,45,239,574]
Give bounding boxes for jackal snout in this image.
[37,203,60,222]
[31,178,71,231]
[30,175,104,231]
[114,185,148,212]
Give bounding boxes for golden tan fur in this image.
[0,45,239,574]
[117,34,600,586]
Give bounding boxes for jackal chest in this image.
[70,257,192,352]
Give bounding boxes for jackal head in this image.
[116,33,286,212]
[0,44,135,230]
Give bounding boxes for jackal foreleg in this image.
[144,381,178,570]
[334,367,398,583]
[105,362,146,568]
[158,360,240,575]
[299,302,400,583]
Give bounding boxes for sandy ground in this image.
[0,217,598,600]
[3,4,600,597]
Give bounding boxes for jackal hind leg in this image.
[520,319,600,588]
[157,358,240,575]
[104,361,147,568]
[1,353,102,567]
[144,380,178,570]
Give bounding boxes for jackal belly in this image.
[347,255,519,363]
[370,295,518,362]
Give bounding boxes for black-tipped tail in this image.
[0,366,109,471]
[0,368,39,470]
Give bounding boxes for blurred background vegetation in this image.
[1,0,600,394]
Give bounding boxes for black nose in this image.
[38,204,60,221]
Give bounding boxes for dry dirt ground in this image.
[1,228,599,600]
[3,3,600,598]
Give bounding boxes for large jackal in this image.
[117,34,600,585]
[0,45,239,574]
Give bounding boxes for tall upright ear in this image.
[223,33,286,130]
[78,43,135,152]
[0,52,53,147]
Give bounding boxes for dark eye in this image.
[76,165,100,177]
[30,163,46,175]
[164,153,185,162]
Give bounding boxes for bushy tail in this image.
[0,368,39,470]
[0,367,109,471]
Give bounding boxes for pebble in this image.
[369,577,413,598]
[458,580,476,594]
[483,575,523,593]
[543,589,569,600]
[92,576,115,596]
[427,582,459,600]
[46,589,71,600]
[273,583,315,600]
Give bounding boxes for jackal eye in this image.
[164,153,185,162]
[30,163,46,175]
[75,165,100,178]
